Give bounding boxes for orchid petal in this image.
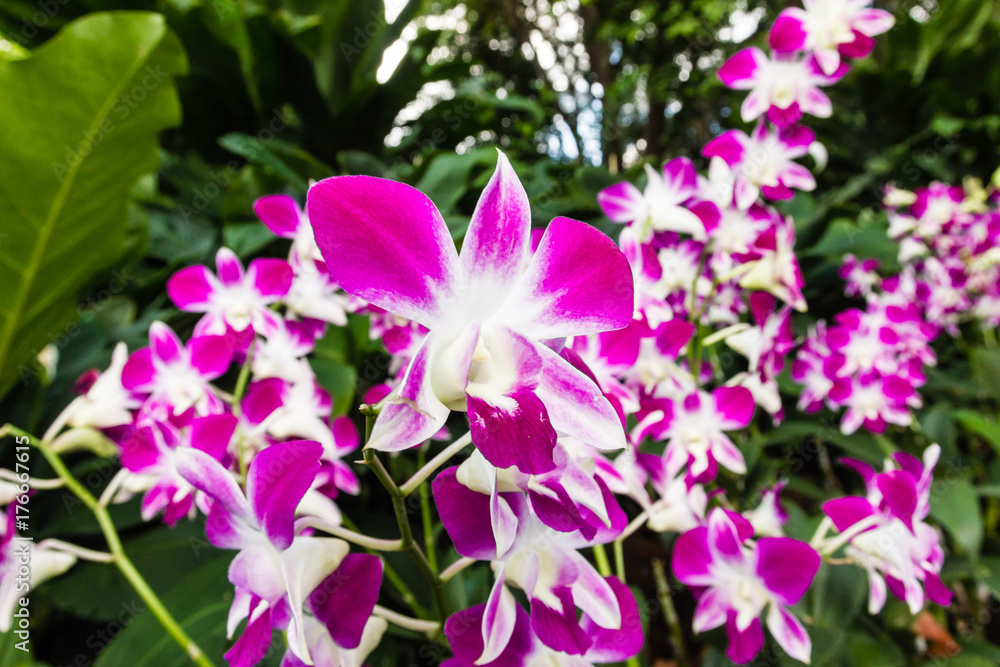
[254,194,302,238]
[497,216,633,339]
[309,175,460,327]
[246,440,323,549]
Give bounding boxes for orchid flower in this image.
[823,445,952,615]
[252,317,316,384]
[719,48,847,126]
[744,481,789,538]
[443,576,642,667]
[64,342,140,429]
[433,454,629,662]
[598,158,708,241]
[739,215,808,312]
[770,0,895,75]
[633,386,755,479]
[673,509,820,664]
[177,440,382,667]
[286,249,351,327]
[703,123,818,210]
[308,151,633,474]
[167,247,292,337]
[118,412,234,524]
[122,322,232,419]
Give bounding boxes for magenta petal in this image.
[216,247,246,286]
[176,447,249,520]
[703,131,746,165]
[708,509,744,560]
[433,467,502,560]
[713,386,755,429]
[225,597,274,667]
[119,426,161,472]
[309,175,460,327]
[499,216,634,339]
[822,496,875,533]
[254,194,302,238]
[924,571,953,607]
[368,338,451,452]
[468,389,557,475]
[598,182,643,223]
[460,151,531,302]
[167,265,216,310]
[149,321,184,363]
[242,378,286,426]
[246,440,323,549]
[672,526,713,586]
[309,554,383,649]
[581,577,643,662]
[655,319,695,358]
[190,413,238,460]
[445,604,535,667]
[249,259,294,298]
[122,348,155,391]
[530,589,592,656]
[718,47,765,88]
[726,614,764,664]
[876,471,918,525]
[188,334,233,379]
[535,343,627,450]
[769,10,807,52]
[756,537,820,605]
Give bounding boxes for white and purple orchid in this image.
[168,247,293,338]
[308,151,634,474]
[718,48,847,126]
[673,509,820,664]
[177,439,383,667]
[770,0,895,75]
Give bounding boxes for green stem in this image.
[3,425,214,667]
[613,538,627,583]
[232,340,256,478]
[417,448,439,572]
[592,544,612,577]
[653,558,690,667]
[364,448,447,627]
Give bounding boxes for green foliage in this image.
[0,12,186,398]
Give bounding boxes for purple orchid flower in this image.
[703,123,818,211]
[633,386,755,479]
[308,151,634,474]
[433,455,629,662]
[770,0,895,75]
[443,575,642,667]
[673,509,820,664]
[598,157,708,240]
[718,48,847,126]
[176,440,383,667]
[118,412,234,524]
[122,322,232,419]
[823,444,952,615]
[167,247,293,337]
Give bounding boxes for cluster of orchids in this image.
[0,2,962,667]
[795,175,1000,435]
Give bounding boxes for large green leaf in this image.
[0,12,187,397]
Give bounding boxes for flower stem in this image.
[2,425,214,667]
[593,544,612,577]
[372,605,441,635]
[300,518,405,552]
[417,447,439,572]
[399,432,472,496]
[364,448,447,626]
[653,558,690,667]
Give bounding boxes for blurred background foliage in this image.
[1,0,1000,665]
